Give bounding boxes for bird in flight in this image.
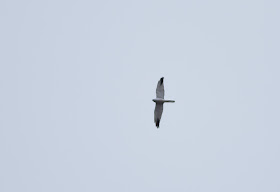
[153,77,175,128]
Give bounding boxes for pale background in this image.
[0,0,279,191]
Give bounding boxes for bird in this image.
[152,77,175,128]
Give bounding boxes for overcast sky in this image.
[0,0,279,191]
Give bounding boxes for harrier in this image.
[152,77,175,128]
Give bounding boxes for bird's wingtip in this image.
[159,77,164,85]
[155,119,160,128]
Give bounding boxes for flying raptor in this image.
[152,77,175,128]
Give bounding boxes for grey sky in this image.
[0,0,279,191]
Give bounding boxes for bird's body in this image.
[152,98,175,103]
[153,77,175,128]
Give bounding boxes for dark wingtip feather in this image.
[156,119,160,128]
[159,77,164,85]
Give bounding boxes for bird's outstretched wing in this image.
[154,103,163,128]
[156,77,164,99]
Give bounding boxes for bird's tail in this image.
[164,100,175,103]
